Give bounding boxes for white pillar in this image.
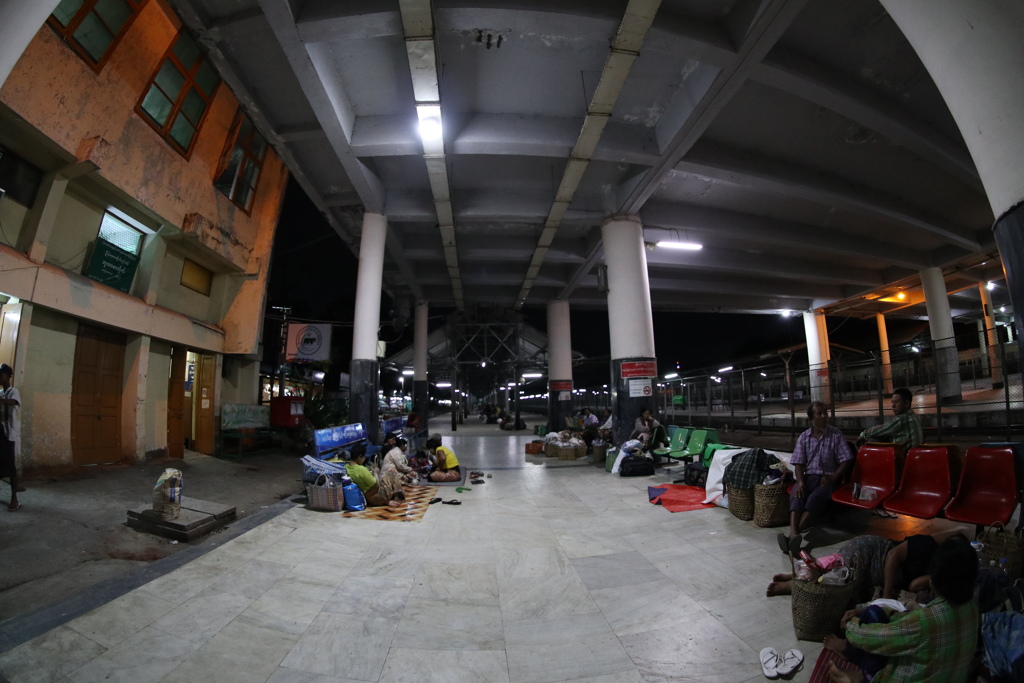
[803,310,828,403]
[351,213,387,361]
[978,283,1002,387]
[547,300,573,381]
[920,266,962,403]
[602,216,655,360]
[0,1,60,90]
[879,0,1024,218]
[413,301,428,381]
[876,313,893,395]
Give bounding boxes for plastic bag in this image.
[794,560,814,582]
[152,468,183,521]
[818,567,851,585]
[619,439,644,454]
[342,479,366,511]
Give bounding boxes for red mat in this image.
[648,484,717,513]
[808,648,859,683]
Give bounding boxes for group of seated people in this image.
[342,432,462,507]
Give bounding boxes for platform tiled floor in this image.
[0,429,975,683]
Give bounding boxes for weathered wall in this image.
[221,357,260,406]
[21,306,76,469]
[0,196,28,246]
[46,190,103,274]
[146,339,171,458]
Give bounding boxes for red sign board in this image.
[816,369,829,377]
[549,380,573,391]
[620,361,658,379]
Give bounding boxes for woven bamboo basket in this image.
[791,578,856,641]
[753,482,791,527]
[728,486,755,521]
[544,443,559,458]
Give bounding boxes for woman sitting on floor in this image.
[382,436,416,484]
[766,526,969,602]
[425,434,461,482]
[346,445,405,507]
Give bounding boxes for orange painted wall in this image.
[0,2,285,273]
[0,2,288,353]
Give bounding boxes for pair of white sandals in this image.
[759,647,803,678]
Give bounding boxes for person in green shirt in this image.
[825,534,978,683]
[425,433,461,482]
[345,445,404,507]
[855,387,923,450]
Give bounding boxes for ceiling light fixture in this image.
[522,372,543,378]
[402,369,414,375]
[717,366,733,373]
[436,381,451,388]
[664,372,678,379]
[656,241,702,251]
[987,281,996,291]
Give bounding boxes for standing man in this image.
[855,387,923,450]
[0,363,22,511]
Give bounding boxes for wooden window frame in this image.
[47,0,147,73]
[214,109,268,214]
[136,31,221,159]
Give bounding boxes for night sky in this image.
[264,179,944,392]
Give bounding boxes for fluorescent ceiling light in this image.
[656,241,702,250]
[436,382,451,388]
[402,369,414,375]
[987,281,996,291]
[416,105,443,155]
[664,372,678,379]
[718,366,733,372]
[522,372,543,378]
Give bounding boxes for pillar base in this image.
[995,201,1024,345]
[610,357,657,447]
[547,380,574,433]
[349,358,380,443]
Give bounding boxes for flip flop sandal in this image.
[441,499,461,505]
[776,649,804,676]
[7,502,22,512]
[777,533,790,555]
[470,479,484,485]
[486,474,492,478]
[759,647,781,679]
[428,497,442,504]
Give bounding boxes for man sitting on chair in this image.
[855,387,923,450]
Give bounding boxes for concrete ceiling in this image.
[170,0,998,320]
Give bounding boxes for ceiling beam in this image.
[753,50,981,189]
[678,140,981,251]
[640,201,932,270]
[646,273,846,300]
[645,246,885,286]
[256,0,386,213]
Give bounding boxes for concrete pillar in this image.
[546,299,574,432]
[876,313,893,395]
[803,310,829,403]
[602,216,657,445]
[978,283,1002,388]
[16,171,68,262]
[921,266,962,404]
[123,334,151,464]
[134,230,167,305]
[413,300,428,430]
[350,213,387,442]
[0,1,61,90]
[878,1,1024,343]
[9,301,32,465]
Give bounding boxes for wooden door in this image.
[0,303,22,367]
[72,326,124,465]
[167,346,186,459]
[194,353,216,454]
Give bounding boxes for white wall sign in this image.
[628,379,652,397]
[286,323,332,361]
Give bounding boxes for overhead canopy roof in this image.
[171,0,999,320]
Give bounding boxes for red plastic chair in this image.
[832,444,899,510]
[944,446,1019,526]
[883,445,959,519]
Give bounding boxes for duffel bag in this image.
[619,454,655,477]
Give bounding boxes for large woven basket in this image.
[791,578,856,641]
[753,482,790,527]
[979,522,1024,579]
[728,486,755,521]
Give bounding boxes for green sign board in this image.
[84,238,140,294]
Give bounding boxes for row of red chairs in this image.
[831,442,1023,527]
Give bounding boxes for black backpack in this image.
[619,454,655,477]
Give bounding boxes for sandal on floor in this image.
[441,499,461,505]
[7,502,22,512]
[470,479,484,485]
[759,647,781,679]
[428,497,442,504]
[776,533,790,555]
[776,649,804,676]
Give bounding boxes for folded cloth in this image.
[722,447,781,490]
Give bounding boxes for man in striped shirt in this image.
[855,387,923,450]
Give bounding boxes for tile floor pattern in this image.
[0,433,968,683]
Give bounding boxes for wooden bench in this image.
[219,404,275,456]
